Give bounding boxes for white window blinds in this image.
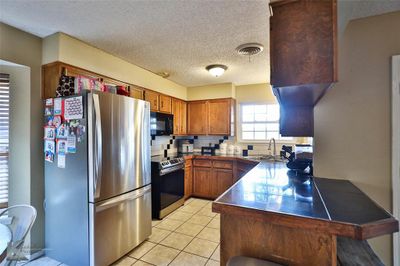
[0,74,9,208]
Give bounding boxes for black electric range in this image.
[151,154,185,219]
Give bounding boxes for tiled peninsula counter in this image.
[211,160,399,266]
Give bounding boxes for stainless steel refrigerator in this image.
[44,91,152,266]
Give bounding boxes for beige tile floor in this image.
[113,197,220,266]
[16,198,220,266]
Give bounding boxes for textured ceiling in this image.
[0,0,270,87]
[1,1,398,88]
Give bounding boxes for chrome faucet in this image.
[268,138,276,159]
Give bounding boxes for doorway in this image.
[392,55,400,266]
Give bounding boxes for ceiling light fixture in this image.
[206,64,228,77]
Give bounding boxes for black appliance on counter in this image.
[201,146,216,155]
[151,154,184,219]
[281,145,313,178]
[150,112,173,136]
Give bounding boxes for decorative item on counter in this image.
[116,85,129,96]
[44,126,56,140]
[56,124,68,139]
[57,154,66,168]
[54,98,63,116]
[234,145,241,155]
[227,144,235,155]
[56,74,75,97]
[57,139,67,154]
[64,96,83,120]
[44,140,55,163]
[219,143,227,155]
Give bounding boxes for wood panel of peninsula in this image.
[220,213,337,266]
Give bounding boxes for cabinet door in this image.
[144,90,159,111]
[180,101,187,134]
[187,101,208,135]
[130,86,144,100]
[193,167,213,198]
[159,95,172,113]
[172,98,181,134]
[213,168,233,198]
[184,165,192,200]
[208,99,232,135]
[270,0,337,87]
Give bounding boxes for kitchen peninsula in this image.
[211,160,399,266]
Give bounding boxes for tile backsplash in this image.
[150,135,302,157]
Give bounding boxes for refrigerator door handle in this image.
[93,94,103,199]
[95,186,151,212]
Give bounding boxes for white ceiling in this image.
[0,0,270,87]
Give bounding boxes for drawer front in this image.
[193,159,212,167]
[213,160,233,169]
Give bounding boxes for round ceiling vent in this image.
[236,43,264,56]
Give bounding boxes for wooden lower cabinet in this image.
[186,157,258,200]
[214,168,233,198]
[193,167,213,198]
[184,162,193,200]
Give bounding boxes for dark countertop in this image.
[209,158,399,240]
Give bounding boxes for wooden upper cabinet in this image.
[144,90,159,112]
[172,98,187,135]
[208,99,233,135]
[270,0,337,88]
[159,94,172,113]
[181,101,187,134]
[187,101,208,135]
[187,98,235,136]
[130,86,144,100]
[270,0,337,137]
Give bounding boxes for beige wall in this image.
[0,23,44,253]
[235,83,276,103]
[43,33,187,100]
[314,11,400,265]
[187,82,235,100]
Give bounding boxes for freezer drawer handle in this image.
[93,94,103,199]
[95,186,151,212]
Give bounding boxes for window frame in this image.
[237,102,295,144]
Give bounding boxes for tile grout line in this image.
[129,198,219,266]
[166,200,212,266]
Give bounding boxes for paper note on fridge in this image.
[54,98,63,115]
[64,96,83,120]
[57,154,66,168]
[67,136,76,153]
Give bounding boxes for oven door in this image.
[150,112,174,136]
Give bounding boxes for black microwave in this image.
[150,112,174,136]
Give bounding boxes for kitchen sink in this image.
[245,155,286,162]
